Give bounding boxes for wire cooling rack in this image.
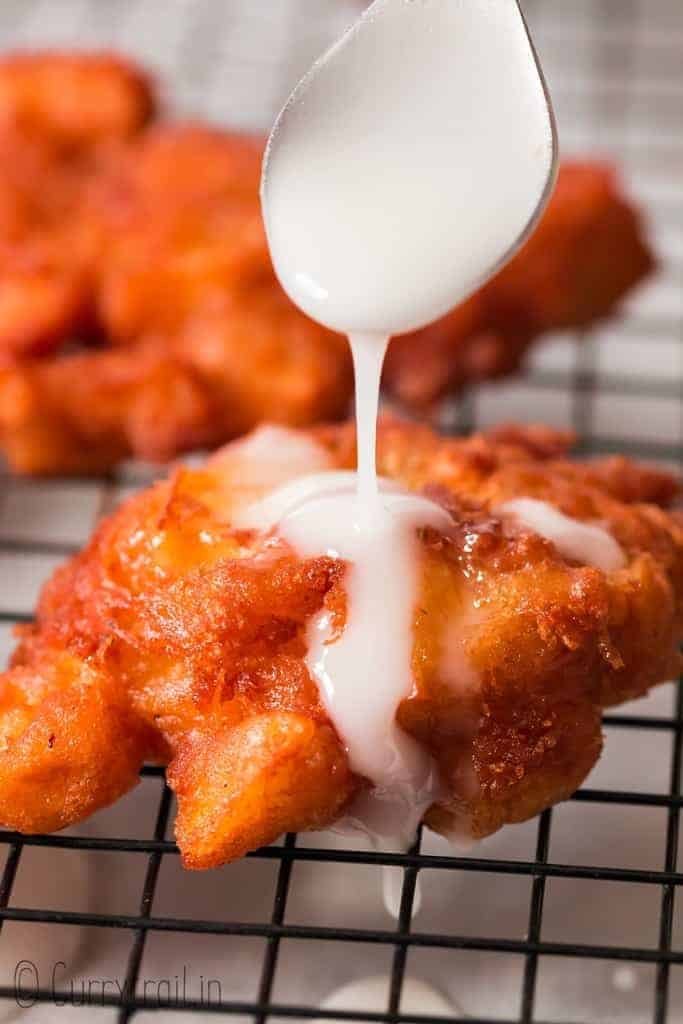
[0,0,683,1021]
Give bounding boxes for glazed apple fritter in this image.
[0,420,680,867]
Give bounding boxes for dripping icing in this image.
[255,0,557,848]
[498,498,626,572]
[237,456,452,847]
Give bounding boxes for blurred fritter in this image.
[0,52,156,362]
[0,120,352,473]
[0,50,655,475]
[384,163,655,406]
[0,419,680,865]
[92,124,275,340]
[0,128,94,361]
[0,289,352,475]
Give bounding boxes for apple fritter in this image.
[0,420,680,866]
[0,53,654,475]
[0,51,155,149]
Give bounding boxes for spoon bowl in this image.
[261,0,558,338]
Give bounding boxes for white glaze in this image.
[314,974,458,1022]
[440,611,483,697]
[238,470,451,847]
[212,425,333,487]
[350,332,389,507]
[498,498,626,572]
[262,0,556,336]
[210,426,334,516]
[382,866,423,921]
[612,966,639,994]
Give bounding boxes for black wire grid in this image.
[0,0,681,1021]
[3,350,683,1024]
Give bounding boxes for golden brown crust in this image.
[0,651,153,833]
[0,419,680,865]
[169,714,355,868]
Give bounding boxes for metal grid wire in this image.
[0,0,682,1021]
